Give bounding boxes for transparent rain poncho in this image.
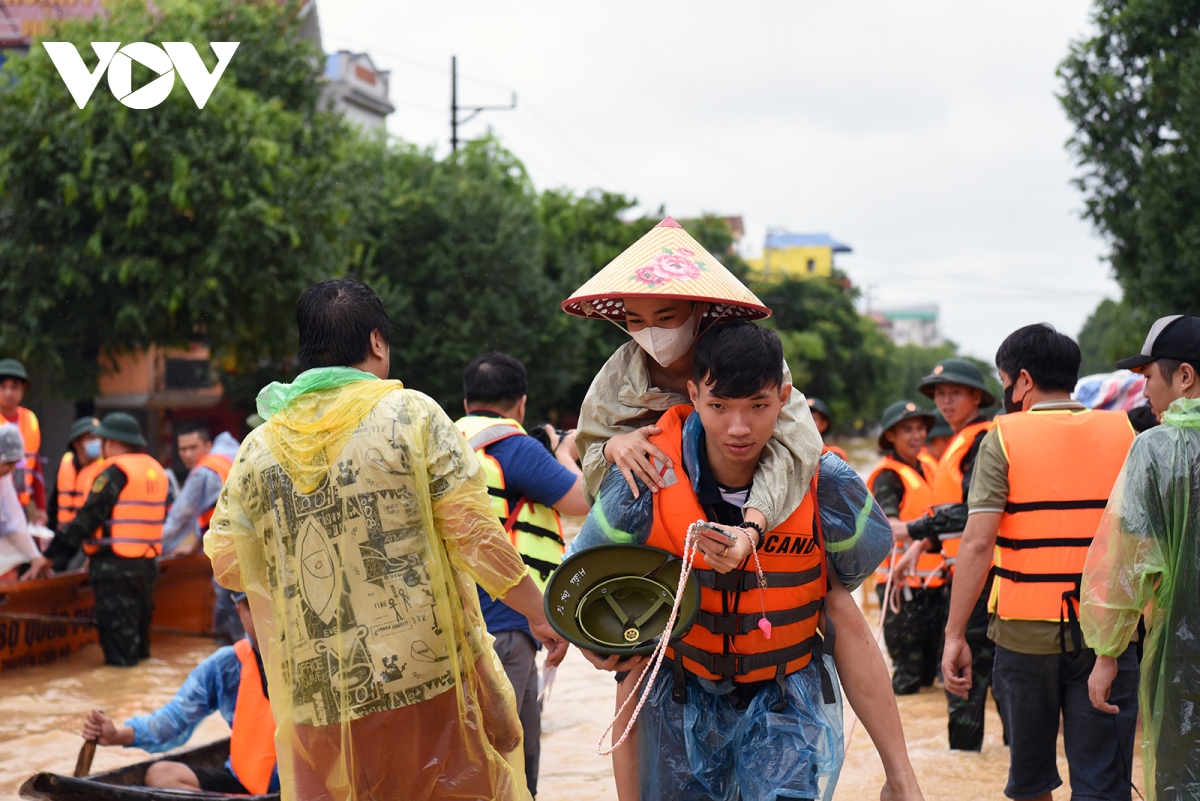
[206,369,531,801]
[1081,397,1200,801]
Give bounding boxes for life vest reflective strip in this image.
[823,443,849,462]
[868,456,944,588]
[453,416,565,591]
[14,407,40,507]
[645,404,826,685]
[231,638,278,795]
[929,420,993,573]
[917,449,939,476]
[194,453,233,532]
[82,453,168,558]
[989,409,1133,624]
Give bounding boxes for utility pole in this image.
[450,55,517,154]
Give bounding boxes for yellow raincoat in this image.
[207,368,531,801]
[1081,397,1200,801]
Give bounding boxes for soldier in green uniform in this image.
[24,413,171,666]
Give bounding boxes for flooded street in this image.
[0,443,1144,799]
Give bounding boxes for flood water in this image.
[0,440,1146,799]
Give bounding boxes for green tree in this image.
[1077,297,1148,375]
[1060,1,1200,315]
[0,0,354,397]
[755,274,894,429]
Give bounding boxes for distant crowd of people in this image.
[4,217,1198,801]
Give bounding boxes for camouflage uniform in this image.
[43,465,164,667]
[947,576,997,751]
[876,584,948,695]
[871,466,949,695]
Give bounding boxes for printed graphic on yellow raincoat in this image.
[206,369,531,801]
[1081,397,1200,801]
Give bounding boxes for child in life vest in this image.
[563,218,924,801]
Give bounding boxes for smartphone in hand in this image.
[693,520,740,548]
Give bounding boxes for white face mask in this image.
[628,307,702,367]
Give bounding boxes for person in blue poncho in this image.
[569,321,918,801]
[81,593,279,795]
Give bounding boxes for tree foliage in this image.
[1060,1,1200,315]
[0,0,353,396]
[1077,297,1148,375]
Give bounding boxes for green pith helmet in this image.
[807,397,832,423]
[0,358,29,383]
[878,400,936,451]
[544,544,700,656]
[67,416,101,444]
[95,412,147,448]
[917,358,996,407]
[926,411,953,442]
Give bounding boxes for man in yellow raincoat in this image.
[1082,314,1200,801]
[206,279,567,801]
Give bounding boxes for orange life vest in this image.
[13,407,40,507]
[989,409,1133,624]
[231,638,278,795]
[55,452,104,527]
[929,419,993,574]
[82,453,168,558]
[823,443,849,462]
[917,449,939,476]
[644,405,826,684]
[868,456,944,588]
[194,453,233,532]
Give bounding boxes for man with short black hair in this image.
[206,278,566,800]
[570,321,917,801]
[1083,314,1200,801]
[944,323,1136,801]
[455,351,588,796]
[163,423,242,642]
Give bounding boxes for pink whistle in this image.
[758,618,772,639]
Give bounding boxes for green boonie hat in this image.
[545,544,700,656]
[926,411,952,441]
[878,400,936,451]
[806,397,832,423]
[95,412,147,448]
[67,416,101,443]
[917,358,996,407]
[0,359,29,383]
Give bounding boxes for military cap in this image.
[878,400,936,451]
[0,359,29,383]
[95,412,147,448]
[67,416,101,444]
[545,544,700,656]
[918,358,996,407]
[926,411,953,442]
[807,397,833,424]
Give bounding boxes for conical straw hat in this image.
[562,217,770,322]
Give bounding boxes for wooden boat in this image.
[0,553,217,674]
[18,737,279,800]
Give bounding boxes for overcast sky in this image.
[320,1,1117,361]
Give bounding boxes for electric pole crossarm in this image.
[450,55,517,152]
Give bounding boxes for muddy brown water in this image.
[0,439,1145,799]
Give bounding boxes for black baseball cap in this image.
[1115,314,1200,370]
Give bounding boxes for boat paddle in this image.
[74,730,99,778]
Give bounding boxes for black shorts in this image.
[191,763,251,794]
[992,644,1138,800]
